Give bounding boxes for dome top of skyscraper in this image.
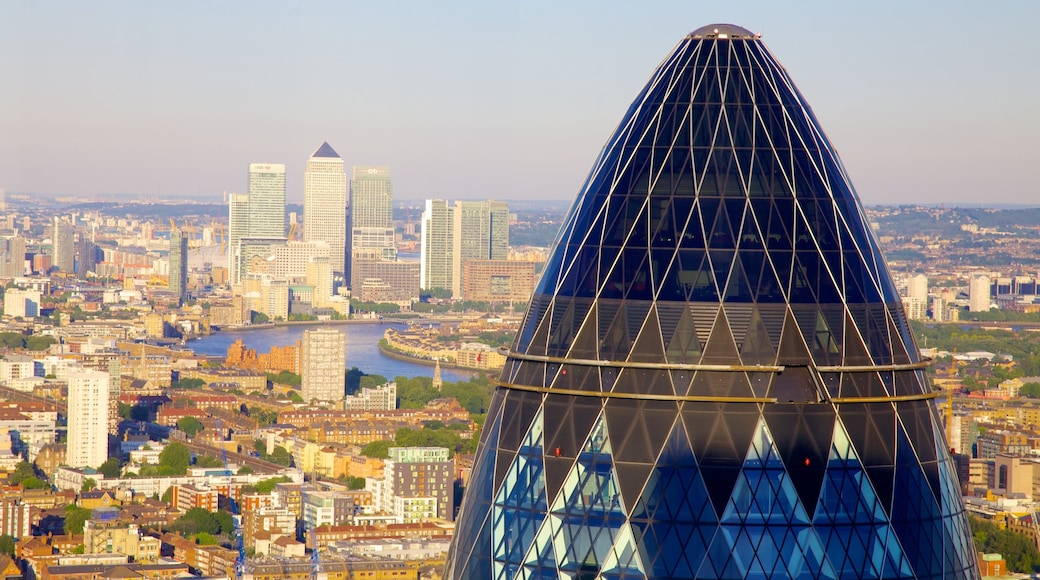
[688,23,758,39]
[310,141,340,159]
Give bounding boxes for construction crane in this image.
[212,220,227,254]
[215,418,246,580]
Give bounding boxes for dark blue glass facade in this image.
[445,24,979,579]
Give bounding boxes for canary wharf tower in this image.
[446,24,978,580]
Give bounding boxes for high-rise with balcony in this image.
[51,217,74,273]
[304,143,348,278]
[169,228,188,304]
[300,328,346,402]
[446,24,978,580]
[420,199,454,294]
[67,369,110,469]
[228,193,251,285]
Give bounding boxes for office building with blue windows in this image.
[445,24,979,579]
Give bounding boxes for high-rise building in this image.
[228,193,251,285]
[248,163,287,239]
[169,229,188,303]
[66,369,110,469]
[451,200,508,297]
[970,275,992,312]
[306,257,333,309]
[446,24,978,579]
[75,237,100,279]
[3,289,40,318]
[304,143,348,278]
[300,328,346,402]
[0,235,25,277]
[51,217,74,273]
[420,199,454,294]
[350,166,396,268]
[379,447,453,522]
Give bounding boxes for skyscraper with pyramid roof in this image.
[444,24,979,579]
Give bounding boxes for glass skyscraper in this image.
[248,163,287,239]
[169,228,188,303]
[445,24,978,579]
[350,165,397,266]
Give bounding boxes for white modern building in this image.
[304,143,347,278]
[3,288,41,318]
[344,381,397,411]
[969,275,992,312]
[301,328,346,402]
[268,240,331,280]
[420,199,454,293]
[66,369,110,469]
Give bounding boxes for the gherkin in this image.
[445,24,979,579]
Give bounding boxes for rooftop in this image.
[688,23,758,39]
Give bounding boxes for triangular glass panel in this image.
[629,305,666,364]
[701,308,741,365]
[740,307,776,366]
[665,305,701,364]
[762,404,835,517]
[683,402,760,516]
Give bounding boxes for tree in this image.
[81,478,98,492]
[158,442,191,475]
[194,455,224,468]
[255,476,293,495]
[266,370,301,387]
[21,476,50,490]
[170,507,221,536]
[9,461,38,486]
[194,532,219,545]
[161,488,173,504]
[213,510,234,535]
[268,446,293,466]
[99,457,121,479]
[177,416,204,437]
[237,466,254,475]
[0,534,15,557]
[172,378,206,389]
[64,505,92,535]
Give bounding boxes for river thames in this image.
[187,322,477,383]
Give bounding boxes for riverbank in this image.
[377,341,462,369]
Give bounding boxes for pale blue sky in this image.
[1,1,1037,205]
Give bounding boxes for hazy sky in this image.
[2,1,1038,205]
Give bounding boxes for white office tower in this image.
[904,274,928,320]
[907,274,928,302]
[304,143,348,278]
[228,193,251,285]
[301,328,346,402]
[420,199,454,294]
[3,288,41,318]
[67,369,110,468]
[969,275,992,312]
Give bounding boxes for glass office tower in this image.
[445,24,978,580]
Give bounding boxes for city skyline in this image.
[2,2,1038,206]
